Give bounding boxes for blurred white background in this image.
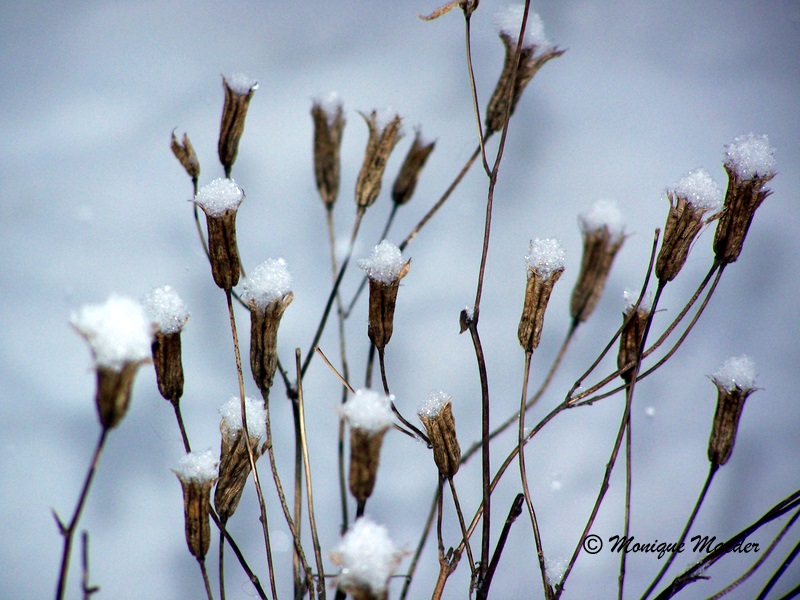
[2,1,799,598]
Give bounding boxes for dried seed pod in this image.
[707,356,758,466]
[518,239,565,353]
[218,73,258,176]
[142,286,189,403]
[311,94,346,207]
[417,391,461,479]
[94,363,143,429]
[170,130,200,183]
[391,130,435,206]
[355,111,403,209]
[713,134,776,265]
[193,178,244,290]
[617,290,653,383]
[358,241,410,351]
[570,201,625,324]
[173,450,219,560]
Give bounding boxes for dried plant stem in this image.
[171,399,192,453]
[81,531,98,599]
[209,509,268,600]
[399,490,438,600]
[708,507,800,599]
[476,494,526,600]
[618,391,633,600]
[462,9,490,175]
[224,291,278,600]
[448,477,476,574]
[295,349,327,600]
[198,558,214,600]
[377,346,430,444]
[756,535,800,600]
[55,427,108,600]
[517,350,550,596]
[641,462,719,599]
[218,527,226,600]
[436,479,445,556]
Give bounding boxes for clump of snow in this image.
[331,517,402,595]
[339,389,394,434]
[417,390,452,419]
[545,555,568,586]
[579,199,624,240]
[358,240,406,284]
[464,305,475,320]
[316,91,343,123]
[71,294,153,371]
[219,395,267,439]
[225,72,258,95]
[724,134,776,179]
[525,238,565,281]
[240,258,292,309]
[142,286,189,334]
[494,4,550,49]
[623,288,653,314]
[174,449,219,483]
[669,168,723,210]
[194,178,243,217]
[711,355,757,392]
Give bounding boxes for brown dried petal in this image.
[707,386,754,466]
[419,403,461,479]
[214,428,263,521]
[366,262,409,351]
[95,362,144,430]
[179,479,215,559]
[218,77,256,176]
[617,308,649,383]
[570,228,624,323]
[311,101,346,207]
[392,131,435,206]
[203,211,241,290]
[249,293,293,399]
[349,428,387,503]
[151,331,184,402]
[518,269,563,352]
[655,194,710,282]
[170,130,200,181]
[355,111,403,209]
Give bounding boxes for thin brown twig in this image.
[198,558,214,600]
[81,531,99,599]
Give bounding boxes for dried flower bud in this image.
[214,396,266,521]
[330,517,403,600]
[570,200,625,324]
[340,390,394,505]
[194,178,244,290]
[392,130,435,206]
[311,93,346,207]
[142,286,189,403]
[174,450,218,559]
[713,134,776,264]
[518,239,565,353]
[656,169,723,282]
[170,130,200,183]
[485,7,564,134]
[417,391,461,479]
[355,110,403,209]
[240,259,294,399]
[617,289,653,383]
[71,295,153,429]
[707,355,758,466]
[218,73,258,177]
[357,241,410,351]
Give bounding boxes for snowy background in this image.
[2,1,799,598]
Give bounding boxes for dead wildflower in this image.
[355,110,403,210]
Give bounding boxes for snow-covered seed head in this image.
[170,129,200,182]
[358,241,409,285]
[714,134,777,264]
[330,517,403,598]
[485,6,564,134]
[142,286,189,403]
[173,450,218,559]
[519,239,565,352]
[392,129,436,206]
[707,355,758,466]
[219,395,267,441]
[355,110,403,209]
[359,241,411,351]
[194,178,244,290]
[340,390,394,504]
[417,391,461,478]
[657,169,723,283]
[241,259,293,311]
[572,200,626,323]
[617,288,653,383]
[219,73,257,176]
[312,93,346,207]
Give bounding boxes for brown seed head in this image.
[348,428,388,503]
[151,331,184,402]
[174,451,218,560]
[355,111,403,209]
[94,362,145,429]
[418,392,461,479]
[170,130,200,182]
[617,292,652,383]
[311,96,346,207]
[707,356,757,466]
[215,427,263,521]
[248,292,293,399]
[518,240,565,353]
[194,179,244,290]
[392,130,435,206]
[218,74,257,176]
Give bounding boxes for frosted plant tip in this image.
[724,133,776,179]
[494,4,550,49]
[711,355,757,392]
[525,238,565,281]
[670,168,723,211]
[623,288,653,314]
[331,517,402,595]
[339,389,394,434]
[579,199,624,239]
[174,449,218,483]
[71,294,153,371]
[358,240,407,284]
[194,178,243,216]
[225,72,258,95]
[142,286,189,334]
[219,395,267,439]
[417,390,452,418]
[545,556,568,586]
[241,258,292,309]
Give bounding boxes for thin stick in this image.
[218,526,226,600]
[171,400,192,453]
[210,509,268,600]
[377,346,431,445]
[198,559,214,600]
[756,535,800,600]
[81,531,99,599]
[448,477,476,574]
[618,390,633,600]
[315,347,355,394]
[476,494,526,600]
[55,427,108,600]
[295,348,327,600]
[399,488,438,600]
[225,291,278,600]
